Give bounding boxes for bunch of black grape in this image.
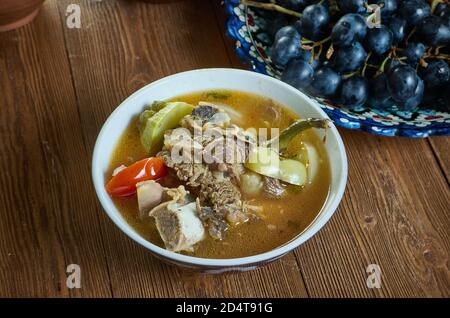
[262,0,450,111]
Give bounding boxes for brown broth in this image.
[107,90,331,258]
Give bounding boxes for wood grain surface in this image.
[0,0,448,298]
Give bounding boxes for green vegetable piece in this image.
[278,159,307,186]
[266,118,330,151]
[139,110,156,129]
[245,147,280,178]
[140,101,194,154]
[139,101,168,130]
[245,147,307,186]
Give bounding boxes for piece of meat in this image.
[191,104,218,122]
[156,104,262,239]
[158,150,211,187]
[150,201,205,252]
[184,103,232,130]
[263,177,286,199]
[226,163,246,182]
[196,199,228,240]
[224,208,249,224]
[164,185,189,202]
[199,180,248,225]
[136,180,164,218]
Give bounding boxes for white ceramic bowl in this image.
[92,68,347,273]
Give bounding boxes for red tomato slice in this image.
[106,157,167,197]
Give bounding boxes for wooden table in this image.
[0,0,449,298]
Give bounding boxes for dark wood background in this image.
[0,0,448,297]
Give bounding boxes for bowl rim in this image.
[92,68,348,267]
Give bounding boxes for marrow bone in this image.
[137,180,205,252]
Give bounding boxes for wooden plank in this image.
[57,0,308,297]
[0,1,112,297]
[429,137,450,183]
[294,129,450,297]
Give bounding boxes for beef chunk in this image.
[191,105,218,122]
[196,199,228,240]
[263,177,286,199]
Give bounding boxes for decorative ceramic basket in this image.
[223,0,450,138]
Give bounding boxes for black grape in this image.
[274,25,300,43]
[333,42,368,73]
[367,74,393,109]
[345,14,368,39]
[388,16,407,45]
[331,14,367,46]
[396,78,424,110]
[398,0,431,27]
[420,60,450,88]
[281,58,315,89]
[297,4,329,40]
[309,67,342,98]
[271,29,302,67]
[364,25,393,55]
[339,76,369,108]
[263,0,450,110]
[417,16,450,47]
[387,65,419,101]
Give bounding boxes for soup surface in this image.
[107,90,331,258]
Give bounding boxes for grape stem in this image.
[302,36,331,58]
[405,27,416,45]
[361,52,372,77]
[240,0,302,18]
[424,53,450,61]
[343,71,359,79]
[307,36,331,49]
[365,63,379,68]
[317,44,324,58]
[434,46,443,55]
[378,51,393,74]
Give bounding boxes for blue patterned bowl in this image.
[223,0,450,138]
